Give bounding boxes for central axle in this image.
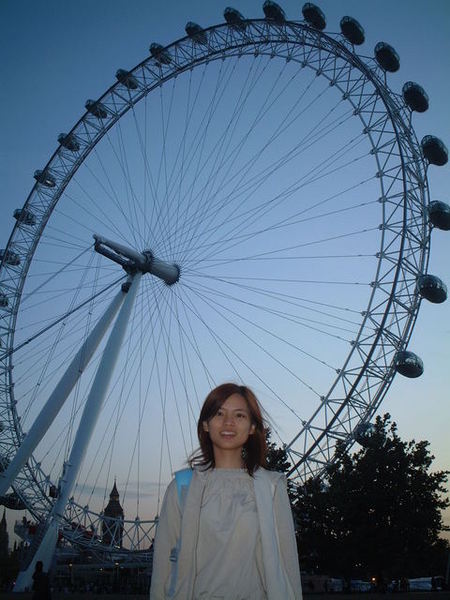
[93,234,180,285]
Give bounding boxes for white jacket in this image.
[150,467,302,600]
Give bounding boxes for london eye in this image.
[0,1,448,588]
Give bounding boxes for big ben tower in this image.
[101,480,124,548]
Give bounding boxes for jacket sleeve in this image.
[274,474,303,599]
[149,479,181,600]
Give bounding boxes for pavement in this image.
[2,593,450,599]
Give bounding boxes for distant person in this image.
[32,560,52,600]
[150,382,302,599]
[400,576,409,592]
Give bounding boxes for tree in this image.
[265,429,291,474]
[293,414,449,583]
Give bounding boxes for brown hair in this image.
[189,383,267,476]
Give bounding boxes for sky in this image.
[1,0,449,547]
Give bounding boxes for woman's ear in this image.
[202,421,209,432]
[249,423,256,434]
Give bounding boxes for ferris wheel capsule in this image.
[421,135,448,166]
[354,422,377,447]
[302,3,326,31]
[149,43,171,65]
[340,16,365,45]
[402,81,429,113]
[33,170,56,188]
[13,208,36,226]
[428,201,450,230]
[263,1,286,23]
[115,69,139,90]
[185,22,208,45]
[374,42,400,72]
[0,491,26,510]
[0,249,21,266]
[417,274,448,304]
[58,133,80,152]
[224,7,246,30]
[394,351,424,378]
[85,99,108,119]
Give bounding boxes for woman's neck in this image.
[213,448,245,469]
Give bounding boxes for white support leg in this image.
[0,288,126,497]
[13,274,141,591]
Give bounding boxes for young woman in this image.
[150,383,302,600]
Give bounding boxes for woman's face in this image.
[203,393,255,454]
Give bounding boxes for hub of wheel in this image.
[93,234,180,285]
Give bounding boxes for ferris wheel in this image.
[0,0,448,586]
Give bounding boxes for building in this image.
[0,508,8,559]
[101,480,124,548]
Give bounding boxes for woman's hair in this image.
[189,383,267,476]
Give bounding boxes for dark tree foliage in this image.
[265,429,294,500]
[265,429,291,473]
[293,414,449,582]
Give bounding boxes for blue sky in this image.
[1,0,449,542]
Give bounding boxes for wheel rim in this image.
[0,19,430,551]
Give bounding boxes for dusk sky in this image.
[1,0,449,543]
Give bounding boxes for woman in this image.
[150,383,302,600]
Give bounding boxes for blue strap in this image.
[168,468,193,597]
[174,468,193,507]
